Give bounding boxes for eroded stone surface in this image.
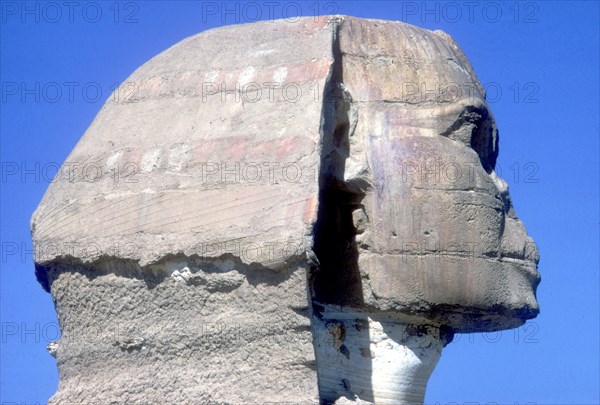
[46,258,316,403]
[32,15,540,404]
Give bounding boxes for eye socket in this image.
[441,105,499,173]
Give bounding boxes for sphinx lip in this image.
[497,255,541,281]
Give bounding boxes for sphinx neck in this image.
[312,305,450,404]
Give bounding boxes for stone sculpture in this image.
[32,16,540,404]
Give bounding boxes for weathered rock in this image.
[32,15,540,404]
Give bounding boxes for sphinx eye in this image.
[441,105,499,173]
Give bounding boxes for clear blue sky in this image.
[1,1,598,403]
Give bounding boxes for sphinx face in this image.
[311,20,540,332]
[354,98,540,332]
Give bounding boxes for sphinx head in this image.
[31,16,539,404]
